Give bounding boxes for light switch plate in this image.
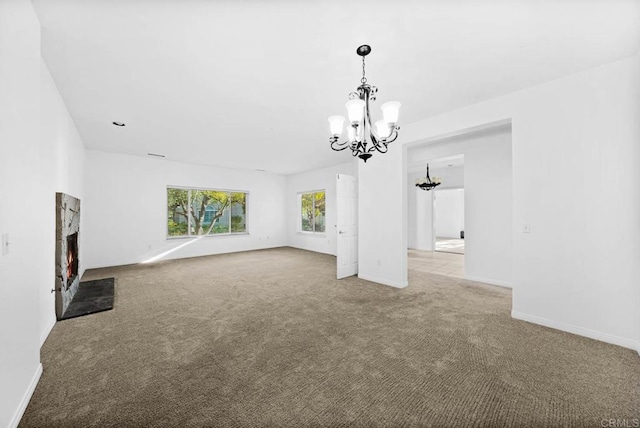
[2,233,9,255]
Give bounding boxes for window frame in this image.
[298,189,326,234]
[166,185,249,239]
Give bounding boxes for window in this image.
[300,190,325,233]
[167,187,247,237]
[203,206,216,224]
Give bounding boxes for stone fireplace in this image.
[55,192,81,319]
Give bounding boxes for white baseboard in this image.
[287,244,334,256]
[40,315,56,348]
[9,363,42,428]
[358,273,408,289]
[465,275,512,288]
[512,310,640,354]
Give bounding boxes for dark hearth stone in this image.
[60,278,115,320]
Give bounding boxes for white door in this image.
[336,173,358,279]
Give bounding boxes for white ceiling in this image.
[32,0,640,175]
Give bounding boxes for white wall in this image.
[285,162,355,255]
[359,54,640,351]
[39,61,86,347]
[409,128,512,286]
[414,188,435,251]
[82,151,288,268]
[407,177,418,250]
[435,189,465,239]
[407,173,436,251]
[0,1,86,426]
[429,165,464,189]
[358,147,407,288]
[0,3,42,426]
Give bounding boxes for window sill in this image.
[296,232,326,238]
[166,232,250,240]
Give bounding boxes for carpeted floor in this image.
[21,247,640,427]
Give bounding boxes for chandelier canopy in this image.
[415,164,441,191]
[328,45,401,162]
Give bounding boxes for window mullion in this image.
[312,192,316,232]
[311,193,314,232]
[187,189,192,236]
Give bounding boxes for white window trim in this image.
[298,189,326,234]
[166,186,249,239]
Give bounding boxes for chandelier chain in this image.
[361,56,367,84]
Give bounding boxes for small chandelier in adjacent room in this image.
[415,164,441,191]
[328,45,401,162]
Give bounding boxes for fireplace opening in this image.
[66,232,79,288]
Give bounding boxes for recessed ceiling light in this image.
[112,121,125,127]
[147,153,165,158]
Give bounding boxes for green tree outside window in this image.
[301,191,325,233]
[167,188,247,237]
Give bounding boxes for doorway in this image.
[405,123,513,287]
[434,188,464,255]
[407,154,465,278]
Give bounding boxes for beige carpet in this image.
[21,247,640,427]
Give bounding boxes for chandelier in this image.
[328,45,401,162]
[415,164,441,191]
